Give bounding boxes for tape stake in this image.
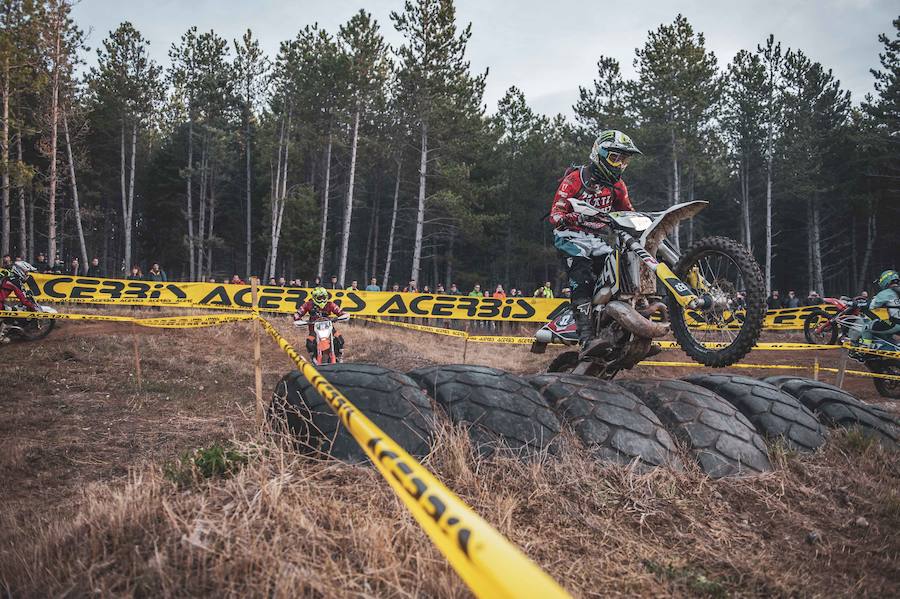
[256,316,571,599]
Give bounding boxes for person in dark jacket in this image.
[146,263,167,282]
[86,257,103,278]
[766,290,781,310]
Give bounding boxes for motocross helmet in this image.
[11,260,36,282]
[876,269,899,290]
[589,130,642,185]
[311,286,329,308]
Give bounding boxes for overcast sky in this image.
[71,0,897,118]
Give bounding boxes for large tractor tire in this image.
[683,373,826,453]
[619,379,772,478]
[528,373,683,471]
[270,364,434,462]
[764,376,899,448]
[408,364,561,457]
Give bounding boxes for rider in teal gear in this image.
[860,269,900,349]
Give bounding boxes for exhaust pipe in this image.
[638,301,668,321]
[605,300,669,339]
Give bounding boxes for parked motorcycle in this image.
[532,201,766,379]
[803,296,869,345]
[295,314,349,365]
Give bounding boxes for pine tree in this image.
[233,29,269,280]
[573,56,629,133]
[336,10,389,287]
[757,35,785,294]
[90,22,163,275]
[391,0,485,284]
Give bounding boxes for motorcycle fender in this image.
[39,305,58,314]
[318,339,331,352]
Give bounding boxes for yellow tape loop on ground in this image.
[256,316,571,599]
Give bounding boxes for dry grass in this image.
[1,313,899,597]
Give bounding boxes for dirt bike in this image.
[531,200,766,378]
[295,314,349,365]
[1,275,58,343]
[803,296,869,345]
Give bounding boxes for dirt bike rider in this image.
[0,261,39,343]
[292,286,346,360]
[549,130,642,351]
[860,269,900,347]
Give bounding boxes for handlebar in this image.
[293,314,350,326]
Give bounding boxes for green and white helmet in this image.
[876,269,899,290]
[589,130,642,184]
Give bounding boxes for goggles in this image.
[605,151,633,169]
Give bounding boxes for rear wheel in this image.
[803,310,838,345]
[667,236,765,367]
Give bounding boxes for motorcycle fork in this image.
[617,231,701,309]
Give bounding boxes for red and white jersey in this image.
[549,166,632,232]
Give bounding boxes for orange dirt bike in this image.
[295,314,349,365]
[532,201,766,378]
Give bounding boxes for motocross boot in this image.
[574,302,593,350]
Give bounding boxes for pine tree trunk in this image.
[809,195,824,295]
[741,154,752,252]
[1,55,9,257]
[207,168,216,275]
[337,106,361,287]
[370,192,380,284]
[856,202,877,292]
[128,122,137,271]
[186,117,195,279]
[382,160,400,289]
[445,231,454,288]
[197,133,208,278]
[27,186,33,262]
[63,115,87,270]
[270,109,291,281]
[410,121,428,283]
[16,133,26,258]
[317,131,332,279]
[46,12,61,263]
[670,127,680,251]
[244,111,252,279]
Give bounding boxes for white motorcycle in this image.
[295,314,350,365]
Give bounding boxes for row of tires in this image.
[270,364,900,478]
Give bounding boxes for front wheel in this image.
[803,310,839,345]
[871,362,900,399]
[17,316,56,341]
[667,236,765,367]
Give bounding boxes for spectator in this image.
[436,283,445,294]
[1,254,11,268]
[561,287,572,299]
[783,290,801,309]
[534,281,554,298]
[69,257,80,276]
[278,276,287,286]
[805,291,822,306]
[493,284,506,299]
[734,291,747,309]
[52,256,64,274]
[127,265,143,281]
[268,277,277,285]
[34,253,50,273]
[391,284,400,292]
[146,263,167,282]
[208,277,217,283]
[347,279,360,291]
[86,257,103,278]
[230,274,246,285]
[365,277,380,292]
[313,276,321,287]
[403,279,418,293]
[469,284,483,297]
[327,275,339,290]
[422,284,431,293]
[509,287,518,297]
[766,290,781,310]
[447,283,461,295]
[859,290,869,299]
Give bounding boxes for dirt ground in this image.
[1,312,898,597]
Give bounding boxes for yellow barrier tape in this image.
[657,340,842,351]
[638,360,900,381]
[355,315,469,338]
[0,310,255,328]
[26,273,888,327]
[467,335,534,345]
[256,316,571,599]
[842,343,900,359]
